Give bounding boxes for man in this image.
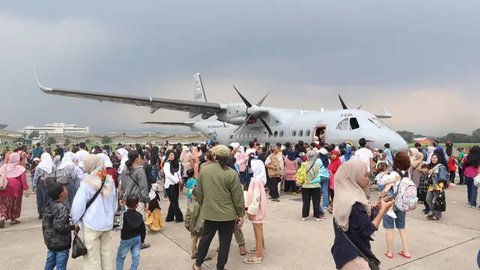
[457,148,465,185]
[74,142,89,169]
[265,146,282,202]
[194,145,245,270]
[414,143,427,162]
[445,139,453,157]
[355,138,374,173]
[383,143,393,169]
[33,143,43,158]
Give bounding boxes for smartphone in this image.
[385,191,398,202]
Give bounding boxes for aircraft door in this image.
[313,125,326,146]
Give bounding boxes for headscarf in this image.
[97,153,113,168]
[344,144,352,161]
[251,159,267,185]
[287,150,296,161]
[410,148,424,170]
[83,154,114,197]
[333,160,370,231]
[116,148,129,174]
[2,152,26,178]
[306,150,318,179]
[38,153,54,174]
[58,152,75,170]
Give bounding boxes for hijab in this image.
[97,153,113,168]
[251,159,267,185]
[410,148,424,170]
[344,144,352,161]
[58,152,75,170]
[38,153,54,174]
[2,152,26,178]
[83,154,114,197]
[333,160,370,231]
[116,148,129,174]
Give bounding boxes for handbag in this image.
[72,179,106,259]
[334,219,380,270]
[474,174,480,187]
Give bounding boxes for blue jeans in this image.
[116,235,141,270]
[466,176,477,207]
[320,177,330,209]
[44,249,69,270]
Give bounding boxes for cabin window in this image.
[350,117,360,130]
[306,129,311,137]
[280,131,284,137]
[292,130,297,137]
[274,131,278,138]
[299,130,304,137]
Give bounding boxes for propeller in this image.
[233,85,273,135]
[338,94,362,110]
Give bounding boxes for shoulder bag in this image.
[334,219,380,270]
[72,180,105,259]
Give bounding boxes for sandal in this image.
[239,246,247,256]
[398,251,411,259]
[10,220,20,225]
[243,257,263,264]
[247,248,257,254]
[384,252,393,259]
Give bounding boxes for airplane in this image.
[36,72,408,150]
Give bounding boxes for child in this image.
[145,183,165,232]
[418,164,431,214]
[116,195,146,270]
[185,169,197,205]
[376,162,398,219]
[185,189,212,261]
[42,182,72,270]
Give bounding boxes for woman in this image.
[235,146,248,187]
[150,146,161,183]
[318,148,331,211]
[71,154,116,270]
[332,160,393,270]
[181,146,193,183]
[283,150,298,194]
[116,148,129,175]
[56,152,81,208]
[191,145,200,179]
[299,150,324,221]
[409,148,425,204]
[120,151,150,216]
[328,150,342,214]
[164,152,184,222]
[383,151,412,259]
[33,153,54,219]
[464,146,480,208]
[0,152,29,228]
[98,153,118,189]
[426,153,448,220]
[243,159,267,264]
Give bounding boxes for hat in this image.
[212,145,230,157]
[319,148,328,155]
[246,148,256,156]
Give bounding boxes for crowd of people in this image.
[0,137,479,270]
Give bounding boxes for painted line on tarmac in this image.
[388,236,480,270]
[159,230,214,270]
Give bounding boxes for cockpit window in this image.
[350,117,360,130]
[369,117,388,128]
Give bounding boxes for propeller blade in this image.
[258,116,273,135]
[233,85,252,107]
[233,115,252,133]
[338,94,348,110]
[357,105,362,109]
[256,92,270,106]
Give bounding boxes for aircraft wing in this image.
[38,83,223,115]
[142,121,195,127]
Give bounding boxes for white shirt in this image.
[354,147,374,172]
[163,162,181,189]
[75,149,90,168]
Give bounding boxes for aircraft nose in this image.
[388,131,408,151]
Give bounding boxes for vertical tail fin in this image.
[189,73,208,119]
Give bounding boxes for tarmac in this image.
[1,181,479,270]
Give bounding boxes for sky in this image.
[1,1,479,136]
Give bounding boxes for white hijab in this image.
[251,159,267,185]
[116,148,129,174]
[97,153,113,168]
[58,152,75,170]
[38,153,54,174]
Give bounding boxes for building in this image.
[25,123,90,135]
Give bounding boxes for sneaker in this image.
[141,243,151,249]
[191,252,197,260]
[386,210,397,219]
[301,217,307,221]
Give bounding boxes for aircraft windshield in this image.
[336,117,360,130]
[369,117,389,129]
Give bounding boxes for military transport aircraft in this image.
[37,73,408,150]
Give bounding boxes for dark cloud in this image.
[1,1,479,135]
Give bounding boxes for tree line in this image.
[397,128,480,143]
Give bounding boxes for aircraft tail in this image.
[189,72,208,119]
[375,106,392,119]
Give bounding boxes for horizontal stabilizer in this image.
[141,121,195,127]
[375,106,392,119]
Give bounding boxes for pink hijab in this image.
[4,152,26,178]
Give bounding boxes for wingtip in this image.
[34,69,53,92]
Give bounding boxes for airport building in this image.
[25,123,90,135]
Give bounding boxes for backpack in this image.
[44,168,57,188]
[56,167,68,184]
[394,171,418,212]
[295,162,315,186]
[0,166,8,190]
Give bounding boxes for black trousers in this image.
[166,184,184,222]
[302,187,323,218]
[196,220,235,270]
[458,167,465,184]
[285,180,297,193]
[268,177,281,199]
[449,171,456,184]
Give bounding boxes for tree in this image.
[396,130,415,143]
[64,138,71,146]
[46,137,57,145]
[472,128,480,142]
[28,130,40,139]
[101,136,112,144]
[85,138,91,144]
